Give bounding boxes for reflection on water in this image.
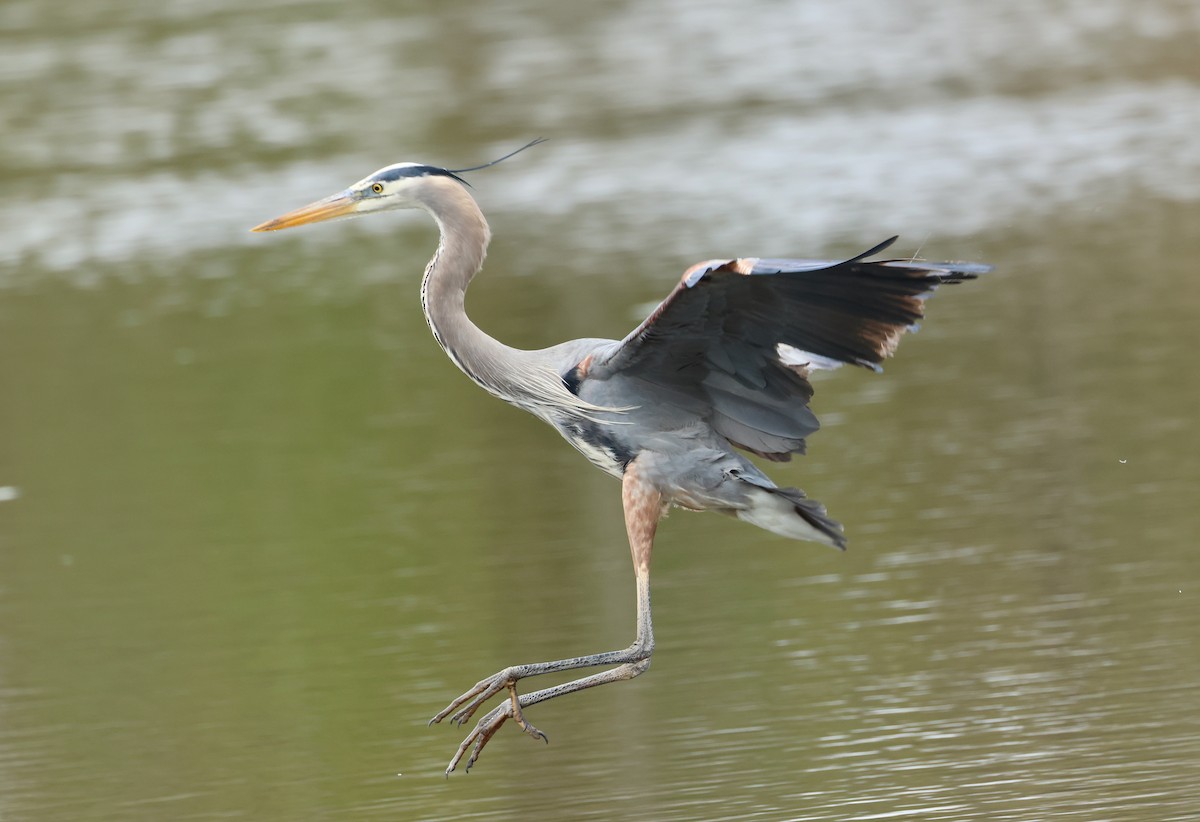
[2,1,1199,819]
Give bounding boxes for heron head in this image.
[251,139,545,233]
[250,164,466,232]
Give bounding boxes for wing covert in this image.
[586,237,988,459]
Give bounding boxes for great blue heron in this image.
[252,141,990,774]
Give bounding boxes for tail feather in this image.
[734,483,847,550]
[776,486,848,550]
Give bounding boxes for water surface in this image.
[2,1,1198,819]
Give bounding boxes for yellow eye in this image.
[371,183,384,194]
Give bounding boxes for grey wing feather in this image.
[585,237,989,460]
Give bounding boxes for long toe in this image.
[430,672,509,726]
[449,704,511,775]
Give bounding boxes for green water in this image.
[3,1,1199,819]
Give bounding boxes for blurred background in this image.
[2,0,1199,819]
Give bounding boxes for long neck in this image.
[412,176,617,423]
[416,178,525,400]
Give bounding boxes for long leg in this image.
[430,458,662,774]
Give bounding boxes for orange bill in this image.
[250,192,357,232]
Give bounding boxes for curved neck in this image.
[416,178,522,399]
[411,176,618,423]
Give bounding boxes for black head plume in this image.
[444,138,548,186]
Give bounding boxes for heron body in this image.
[252,145,989,773]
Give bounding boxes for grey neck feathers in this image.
[416,178,517,398]
[414,176,625,423]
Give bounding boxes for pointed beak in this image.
[250,191,358,232]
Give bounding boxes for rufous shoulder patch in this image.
[576,353,594,378]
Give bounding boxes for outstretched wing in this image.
[584,237,989,460]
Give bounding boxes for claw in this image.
[436,673,552,774]
[507,681,548,743]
